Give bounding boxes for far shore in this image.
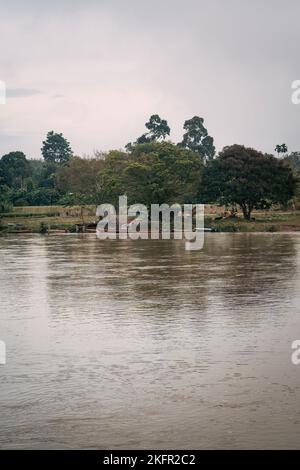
[1,205,300,235]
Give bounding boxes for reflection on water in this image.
[1,233,300,449]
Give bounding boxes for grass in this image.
[0,205,97,233]
[1,205,300,234]
[205,210,300,232]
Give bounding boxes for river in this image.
[0,233,300,449]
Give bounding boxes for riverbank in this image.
[1,205,300,234]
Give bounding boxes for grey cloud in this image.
[0,0,300,157]
[6,88,40,98]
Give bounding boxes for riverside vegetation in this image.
[0,115,299,234]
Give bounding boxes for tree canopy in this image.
[98,142,203,208]
[284,152,300,173]
[0,151,29,189]
[275,143,288,157]
[202,145,297,219]
[41,131,73,164]
[0,123,298,217]
[178,116,215,162]
[56,156,105,204]
[127,114,171,149]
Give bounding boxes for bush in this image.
[0,201,13,213]
[39,222,49,234]
[213,222,240,232]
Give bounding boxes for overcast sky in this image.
[0,0,300,158]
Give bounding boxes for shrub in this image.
[39,222,48,234]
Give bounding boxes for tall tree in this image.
[41,131,73,164]
[144,114,170,141]
[178,116,215,162]
[127,114,171,149]
[275,143,288,157]
[202,145,297,220]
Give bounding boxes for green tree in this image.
[135,134,151,145]
[202,144,297,220]
[275,143,288,157]
[124,142,203,207]
[284,152,300,173]
[40,162,59,189]
[127,114,171,149]
[97,151,131,206]
[0,151,30,189]
[178,116,216,161]
[98,142,203,208]
[178,116,215,162]
[56,156,105,203]
[145,114,170,141]
[41,131,73,164]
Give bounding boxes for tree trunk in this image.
[241,204,252,220]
